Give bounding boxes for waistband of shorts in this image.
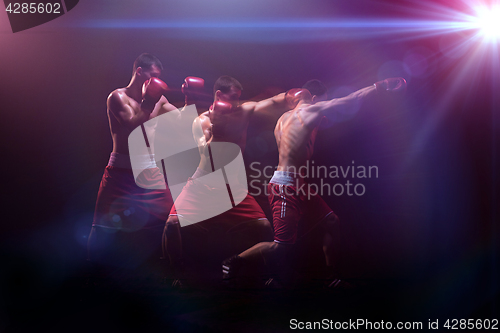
[269,171,303,186]
[107,152,157,170]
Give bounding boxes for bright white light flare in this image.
[471,5,500,41]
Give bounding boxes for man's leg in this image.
[225,218,274,256]
[321,213,341,276]
[320,213,352,289]
[223,241,294,283]
[220,218,274,281]
[223,182,300,285]
[163,215,184,285]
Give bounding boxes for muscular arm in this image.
[107,91,152,131]
[108,91,177,131]
[192,113,214,171]
[192,113,212,149]
[251,92,291,118]
[310,77,406,123]
[307,85,377,123]
[155,96,179,117]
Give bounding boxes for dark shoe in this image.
[171,278,189,290]
[325,277,354,290]
[264,277,285,290]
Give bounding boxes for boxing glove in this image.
[182,76,204,96]
[209,100,233,119]
[142,77,169,111]
[285,88,313,109]
[374,77,407,94]
[182,76,205,107]
[209,100,233,138]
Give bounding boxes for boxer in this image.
[88,53,178,279]
[222,78,407,288]
[163,75,303,287]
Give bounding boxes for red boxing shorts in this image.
[268,171,333,244]
[92,153,174,231]
[170,169,267,226]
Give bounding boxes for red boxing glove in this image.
[285,88,313,108]
[209,100,233,118]
[209,101,232,137]
[374,77,407,94]
[182,76,205,107]
[142,77,169,111]
[182,76,204,96]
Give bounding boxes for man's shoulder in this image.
[197,110,210,121]
[107,88,130,104]
[195,111,211,126]
[107,88,138,115]
[109,87,128,97]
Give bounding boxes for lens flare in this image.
[472,5,500,41]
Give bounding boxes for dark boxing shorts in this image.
[268,171,333,244]
[92,153,174,231]
[170,168,267,227]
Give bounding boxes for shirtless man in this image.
[163,75,303,285]
[88,53,178,277]
[222,77,407,287]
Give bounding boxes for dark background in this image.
[0,0,498,331]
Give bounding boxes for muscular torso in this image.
[275,85,376,173]
[275,105,325,173]
[108,88,170,155]
[194,104,254,172]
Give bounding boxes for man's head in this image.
[213,75,243,109]
[286,88,313,109]
[302,79,328,104]
[132,53,163,83]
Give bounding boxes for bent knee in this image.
[254,218,272,231]
[271,241,294,255]
[325,213,339,225]
[240,218,272,233]
[253,218,273,240]
[322,213,340,232]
